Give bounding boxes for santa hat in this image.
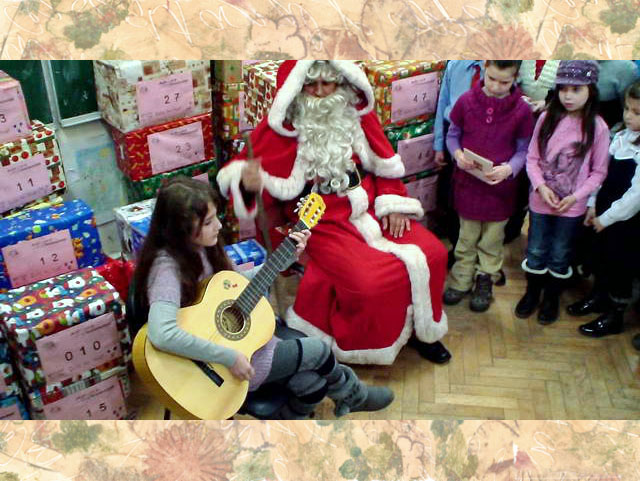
[268,60,375,138]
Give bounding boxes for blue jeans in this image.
[525,212,583,278]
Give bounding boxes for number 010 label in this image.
[35,312,123,384]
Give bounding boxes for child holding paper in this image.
[443,60,534,312]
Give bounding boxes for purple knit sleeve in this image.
[508,138,531,177]
[446,123,463,157]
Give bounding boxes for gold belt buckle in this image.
[346,167,362,191]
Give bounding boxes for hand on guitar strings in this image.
[230,352,255,381]
[288,229,312,257]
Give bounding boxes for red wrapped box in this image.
[111,112,213,181]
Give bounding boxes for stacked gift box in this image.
[1,71,67,218]
[243,60,282,128]
[0,331,29,419]
[363,60,445,128]
[113,198,155,260]
[0,268,132,419]
[94,60,217,203]
[0,199,104,291]
[363,61,445,225]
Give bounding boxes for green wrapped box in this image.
[125,159,218,202]
[384,118,434,152]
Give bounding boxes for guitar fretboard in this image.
[233,220,306,316]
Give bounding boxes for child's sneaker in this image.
[470,273,493,312]
[443,287,469,305]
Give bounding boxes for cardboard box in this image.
[404,173,439,213]
[94,60,212,133]
[243,61,281,127]
[1,120,66,217]
[363,60,444,126]
[0,199,104,290]
[0,70,31,144]
[114,198,155,259]
[0,268,131,391]
[111,112,214,181]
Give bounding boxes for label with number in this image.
[2,230,79,288]
[0,154,51,213]
[391,71,440,123]
[0,404,22,420]
[397,133,436,177]
[192,173,209,183]
[405,176,438,212]
[0,90,31,143]
[136,72,195,127]
[148,121,205,174]
[35,312,123,383]
[42,375,126,420]
[238,90,252,132]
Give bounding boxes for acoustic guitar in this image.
[132,193,326,419]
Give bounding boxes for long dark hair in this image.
[133,176,232,309]
[538,83,600,159]
[624,80,640,146]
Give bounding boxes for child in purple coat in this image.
[443,61,535,312]
[516,60,610,324]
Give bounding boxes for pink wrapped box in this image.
[0,71,31,144]
[404,174,438,213]
[397,132,436,177]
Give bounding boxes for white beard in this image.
[290,86,362,194]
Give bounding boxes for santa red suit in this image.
[217,60,448,365]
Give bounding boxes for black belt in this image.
[346,164,367,190]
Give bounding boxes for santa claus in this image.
[217,60,450,365]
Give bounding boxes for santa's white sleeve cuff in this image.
[375,194,424,219]
[215,161,258,220]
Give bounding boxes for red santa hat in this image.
[267,60,376,138]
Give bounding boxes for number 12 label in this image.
[35,312,123,384]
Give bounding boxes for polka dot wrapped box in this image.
[0,394,29,420]
[0,199,104,290]
[0,120,66,217]
[0,268,132,392]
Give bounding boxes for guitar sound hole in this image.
[215,300,250,341]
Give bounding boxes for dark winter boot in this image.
[578,301,626,337]
[327,366,394,417]
[470,273,493,312]
[538,275,563,325]
[515,272,545,318]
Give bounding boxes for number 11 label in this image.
[35,312,123,383]
[0,154,51,213]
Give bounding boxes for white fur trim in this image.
[215,161,258,220]
[549,267,573,279]
[286,305,414,365]
[374,195,425,219]
[268,60,375,138]
[259,154,307,201]
[521,258,548,275]
[351,122,405,179]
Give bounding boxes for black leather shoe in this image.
[579,305,625,338]
[632,333,640,351]
[409,339,452,364]
[567,294,609,317]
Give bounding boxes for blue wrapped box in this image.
[0,199,104,290]
[114,198,155,260]
[0,394,29,420]
[224,239,266,269]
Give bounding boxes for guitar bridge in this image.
[193,360,224,387]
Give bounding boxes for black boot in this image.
[408,338,452,364]
[579,301,626,337]
[470,273,493,312]
[515,272,545,318]
[538,275,563,325]
[567,287,609,317]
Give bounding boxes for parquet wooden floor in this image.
[128,235,640,420]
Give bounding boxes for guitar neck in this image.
[234,219,307,316]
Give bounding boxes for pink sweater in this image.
[527,112,610,217]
